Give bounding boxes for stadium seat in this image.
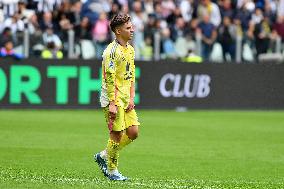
[210,42,223,62]
[174,37,188,58]
[80,39,96,59]
[242,43,254,62]
[258,53,284,63]
[14,45,24,55]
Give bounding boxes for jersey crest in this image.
[109,61,115,70]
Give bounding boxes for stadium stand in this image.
[0,0,283,63]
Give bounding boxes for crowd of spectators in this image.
[0,0,284,62]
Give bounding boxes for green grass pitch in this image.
[0,110,283,189]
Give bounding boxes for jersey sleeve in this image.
[131,48,135,83]
[103,52,120,102]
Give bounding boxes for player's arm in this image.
[126,53,136,112]
[126,81,135,112]
[130,62,136,104]
[104,58,118,116]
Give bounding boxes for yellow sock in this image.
[106,139,120,171]
[118,134,133,151]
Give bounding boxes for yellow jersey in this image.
[100,40,135,109]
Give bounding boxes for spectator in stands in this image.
[218,16,236,62]
[121,2,129,14]
[70,1,82,28]
[73,16,92,58]
[170,16,186,42]
[197,13,217,61]
[234,18,244,38]
[191,0,201,18]
[237,0,255,12]
[17,1,35,20]
[130,0,148,60]
[153,2,164,21]
[197,0,221,27]
[39,11,57,32]
[264,0,277,21]
[179,0,193,23]
[41,41,63,59]
[1,0,20,17]
[219,0,234,18]
[0,40,23,59]
[25,0,37,10]
[0,0,282,62]
[161,28,176,59]
[235,3,252,32]
[246,19,256,52]
[1,13,25,44]
[74,16,92,42]
[99,0,112,13]
[27,14,42,40]
[80,0,100,25]
[27,14,43,57]
[42,26,62,50]
[272,15,284,42]
[166,7,182,28]
[144,0,155,15]
[253,14,273,59]
[140,36,153,61]
[251,8,264,25]
[56,1,73,27]
[278,0,284,17]
[182,45,203,63]
[36,0,63,13]
[185,18,199,42]
[92,11,110,59]
[0,27,14,47]
[108,2,120,20]
[144,13,157,46]
[255,0,266,10]
[117,0,128,8]
[58,13,73,47]
[161,0,176,18]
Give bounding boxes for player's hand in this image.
[126,100,135,112]
[109,102,117,120]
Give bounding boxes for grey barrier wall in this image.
[0,58,284,109]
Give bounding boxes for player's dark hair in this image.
[110,13,130,32]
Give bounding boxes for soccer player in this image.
[94,13,140,181]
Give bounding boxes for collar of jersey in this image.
[115,39,129,48]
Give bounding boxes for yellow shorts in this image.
[103,106,140,132]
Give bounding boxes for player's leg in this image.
[105,106,128,180]
[107,130,122,172]
[118,125,138,150]
[95,131,123,177]
[126,125,139,140]
[95,108,139,180]
[95,106,124,178]
[118,109,140,151]
[94,107,111,176]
